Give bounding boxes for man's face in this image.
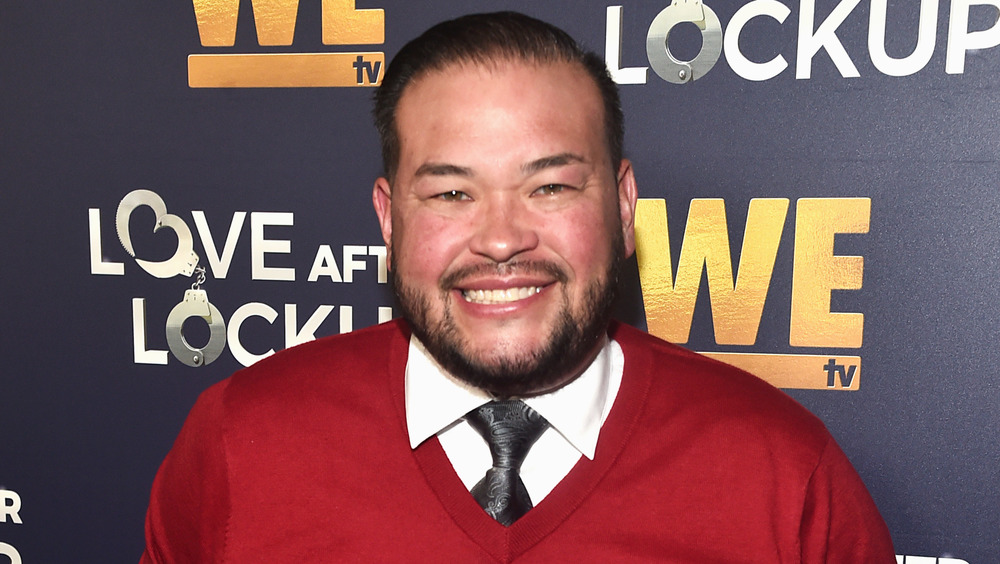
[373,59,637,397]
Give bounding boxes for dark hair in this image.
[373,11,624,181]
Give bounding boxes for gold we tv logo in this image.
[635,197,868,391]
[189,0,385,88]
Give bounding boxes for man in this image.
[142,12,894,562]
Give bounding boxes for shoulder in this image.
[240,318,407,374]
[604,325,894,560]
[610,321,831,451]
[204,319,410,415]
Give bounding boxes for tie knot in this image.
[466,400,549,470]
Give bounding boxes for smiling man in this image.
[373,52,632,399]
[141,12,895,563]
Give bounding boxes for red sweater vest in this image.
[142,320,894,563]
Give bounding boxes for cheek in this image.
[393,213,468,280]
[546,207,618,275]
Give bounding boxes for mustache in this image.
[439,260,568,290]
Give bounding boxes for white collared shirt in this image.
[405,335,624,503]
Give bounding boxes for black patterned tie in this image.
[465,400,549,526]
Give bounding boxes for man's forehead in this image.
[400,57,597,103]
[394,58,604,138]
[390,57,613,177]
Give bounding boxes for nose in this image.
[468,195,539,263]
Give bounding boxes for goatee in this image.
[392,237,624,398]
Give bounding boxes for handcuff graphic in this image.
[116,189,226,367]
[646,0,723,84]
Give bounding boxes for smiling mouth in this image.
[462,287,542,305]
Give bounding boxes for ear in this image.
[372,177,394,268]
[616,159,638,257]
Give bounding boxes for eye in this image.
[533,184,568,196]
[436,190,471,201]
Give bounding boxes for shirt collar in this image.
[405,334,616,460]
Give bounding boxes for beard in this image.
[392,234,624,398]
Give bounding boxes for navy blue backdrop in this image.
[1,1,997,562]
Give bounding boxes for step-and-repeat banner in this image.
[2,1,997,561]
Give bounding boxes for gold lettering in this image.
[701,353,861,390]
[635,198,788,344]
[252,0,300,46]
[634,199,676,339]
[790,198,869,347]
[192,0,239,46]
[188,52,385,87]
[191,0,384,47]
[192,0,299,46]
[323,0,384,45]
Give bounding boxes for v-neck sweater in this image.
[141,319,894,563]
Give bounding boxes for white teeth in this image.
[462,286,541,304]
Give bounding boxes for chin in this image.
[394,233,626,397]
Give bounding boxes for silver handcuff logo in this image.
[115,189,226,367]
[646,0,723,84]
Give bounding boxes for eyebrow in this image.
[412,152,588,179]
[413,162,474,178]
[521,152,587,175]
